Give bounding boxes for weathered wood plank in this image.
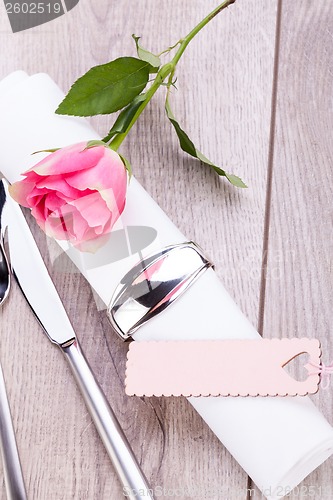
[263,0,333,496]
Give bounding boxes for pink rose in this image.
[9,142,128,252]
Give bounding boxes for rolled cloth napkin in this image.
[0,71,332,499]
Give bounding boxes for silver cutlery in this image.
[0,181,27,500]
[0,178,153,500]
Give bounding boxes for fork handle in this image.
[61,339,153,500]
[0,364,27,500]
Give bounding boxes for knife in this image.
[0,178,153,500]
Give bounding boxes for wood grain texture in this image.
[5,0,333,499]
[262,0,333,498]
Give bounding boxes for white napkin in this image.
[1,71,332,500]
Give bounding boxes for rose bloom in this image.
[9,142,127,252]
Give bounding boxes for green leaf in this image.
[84,140,108,149]
[102,94,146,143]
[132,34,161,72]
[225,173,247,188]
[165,99,247,188]
[56,57,151,117]
[119,153,132,178]
[32,148,60,155]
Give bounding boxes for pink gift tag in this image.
[125,338,322,397]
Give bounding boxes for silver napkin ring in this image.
[107,241,214,341]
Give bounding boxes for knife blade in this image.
[0,178,153,500]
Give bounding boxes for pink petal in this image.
[27,194,44,208]
[70,212,90,242]
[27,186,52,200]
[66,149,127,216]
[44,210,76,241]
[44,193,65,212]
[68,191,111,230]
[9,181,36,207]
[31,200,48,222]
[35,175,83,199]
[23,170,44,183]
[55,204,89,241]
[98,187,126,218]
[66,148,127,193]
[25,142,105,176]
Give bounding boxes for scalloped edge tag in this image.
[125,338,321,397]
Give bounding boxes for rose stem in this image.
[109,0,236,152]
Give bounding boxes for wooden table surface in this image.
[0,1,332,498]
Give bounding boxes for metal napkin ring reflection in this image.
[107,241,214,341]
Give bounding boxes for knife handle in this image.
[61,339,153,500]
[0,364,27,500]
